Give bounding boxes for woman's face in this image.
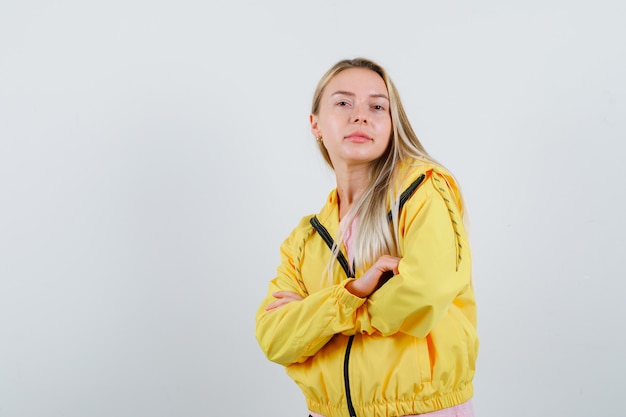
[311,68,392,170]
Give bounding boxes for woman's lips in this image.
[345,132,372,143]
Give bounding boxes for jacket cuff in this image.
[338,279,367,308]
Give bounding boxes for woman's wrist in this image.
[345,279,368,298]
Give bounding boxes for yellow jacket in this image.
[255,161,478,417]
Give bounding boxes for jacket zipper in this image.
[310,216,357,417]
[344,335,357,417]
[387,173,425,222]
[309,173,426,417]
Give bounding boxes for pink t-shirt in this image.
[312,218,474,417]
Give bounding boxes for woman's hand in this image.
[346,255,401,298]
[265,291,304,312]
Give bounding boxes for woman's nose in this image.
[351,106,368,124]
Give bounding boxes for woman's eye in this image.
[337,101,350,107]
[372,104,385,111]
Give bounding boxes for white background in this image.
[1,1,625,416]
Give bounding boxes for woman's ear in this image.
[310,114,320,138]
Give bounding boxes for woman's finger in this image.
[266,291,304,311]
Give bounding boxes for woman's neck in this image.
[334,164,370,220]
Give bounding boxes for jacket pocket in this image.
[415,336,432,383]
[449,307,478,374]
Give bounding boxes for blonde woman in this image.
[255,58,478,417]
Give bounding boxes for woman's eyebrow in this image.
[330,90,390,101]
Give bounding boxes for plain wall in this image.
[1,1,625,416]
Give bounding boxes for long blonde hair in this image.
[311,58,439,275]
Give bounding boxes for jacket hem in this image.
[306,382,473,417]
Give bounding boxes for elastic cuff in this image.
[337,279,367,308]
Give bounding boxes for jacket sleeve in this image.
[255,217,366,366]
[357,170,472,339]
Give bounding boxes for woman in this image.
[255,58,478,417]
